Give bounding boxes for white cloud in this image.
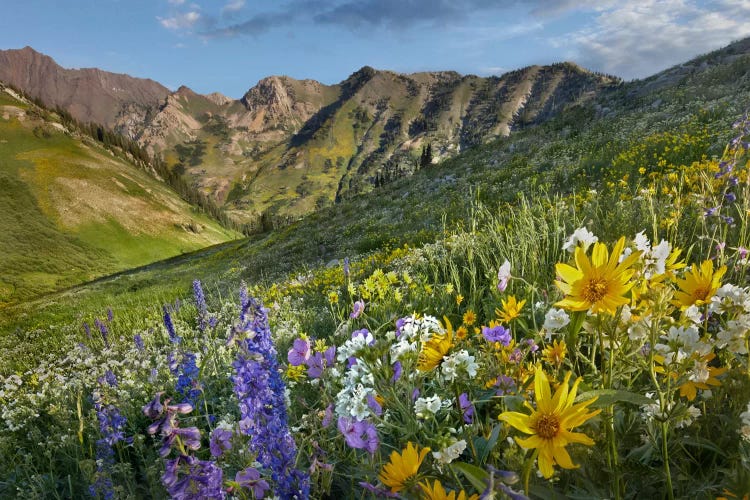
[564,0,750,79]
[167,0,185,5]
[158,11,201,30]
[221,0,245,16]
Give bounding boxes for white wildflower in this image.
[563,227,598,253]
[414,395,443,419]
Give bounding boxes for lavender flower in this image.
[107,307,114,322]
[104,370,118,388]
[231,295,309,498]
[134,333,145,351]
[95,318,109,348]
[343,257,350,279]
[337,417,379,454]
[482,324,511,345]
[175,351,202,406]
[193,279,208,331]
[338,417,366,449]
[83,322,91,340]
[236,467,270,498]
[366,394,383,417]
[162,455,225,499]
[209,428,233,458]
[350,300,365,319]
[90,389,130,500]
[459,392,474,424]
[163,306,181,344]
[392,361,402,382]
[287,338,311,366]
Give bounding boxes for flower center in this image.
[692,285,710,301]
[535,413,560,439]
[583,277,608,303]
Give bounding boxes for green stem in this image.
[661,421,675,500]
[522,448,539,496]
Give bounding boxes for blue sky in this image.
[2,0,749,98]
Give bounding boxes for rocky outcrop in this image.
[0,46,170,128]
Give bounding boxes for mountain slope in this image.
[4,35,749,334]
[0,46,169,131]
[0,84,237,305]
[0,48,619,228]
[135,63,618,227]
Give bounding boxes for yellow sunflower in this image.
[462,310,477,326]
[419,479,479,500]
[496,296,526,323]
[379,442,430,493]
[543,339,567,366]
[672,260,726,309]
[555,237,640,315]
[417,317,453,371]
[498,366,600,479]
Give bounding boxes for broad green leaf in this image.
[574,389,653,407]
[452,461,489,492]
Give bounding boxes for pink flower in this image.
[350,300,365,319]
[497,260,511,292]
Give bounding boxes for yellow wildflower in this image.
[496,296,526,323]
[498,367,600,478]
[555,237,640,315]
[417,317,453,371]
[673,260,726,308]
[379,442,430,493]
[543,340,567,366]
[462,310,476,326]
[419,479,479,500]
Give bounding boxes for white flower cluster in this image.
[563,227,598,253]
[626,231,671,278]
[432,438,467,465]
[542,308,570,339]
[441,350,478,382]
[390,315,443,361]
[337,330,375,362]
[414,394,451,419]
[654,325,711,365]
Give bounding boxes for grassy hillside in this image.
[1,40,750,499]
[0,86,238,306]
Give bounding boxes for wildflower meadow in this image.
[2,115,750,499]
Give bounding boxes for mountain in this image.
[0,83,237,306]
[0,46,169,131]
[0,47,619,229]
[133,63,618,229]
[6,36,750,329]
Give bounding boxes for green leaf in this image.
[452,461,489,492]
[473,424,502,465]
[574,389,653,407]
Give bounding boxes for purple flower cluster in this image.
[287,338,336,379]
[232,295,309,498]
[459,393,474,424]
[337,417,379,454]
[163,455,225,499]
[193,279,208,332]
[175,351,202,406]
[90,381,130,500]
[163,306,181,344]
[235,467,270,498]
[143,393,226,498]
[482,324,511,345]
[94,318,109,348]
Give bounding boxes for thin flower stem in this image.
[522,448,539,495]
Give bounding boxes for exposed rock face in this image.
[0,46,621,223]
[0,46,170,129]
